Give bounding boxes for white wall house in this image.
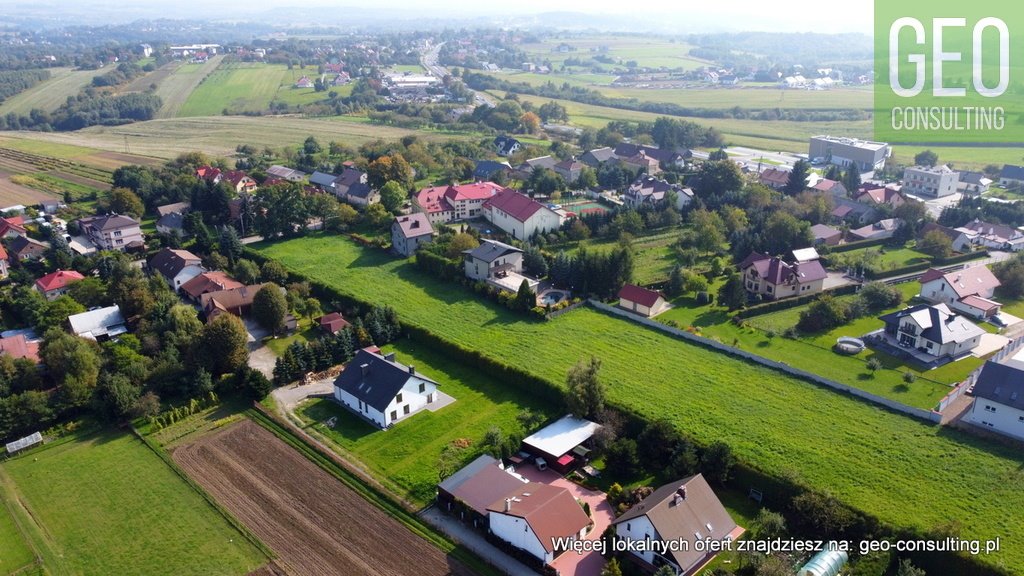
[333,348,440,429]
[967,351,1024,441]
[391,213,435,257]
[483,189,561,241]
[149,248,206,292]
[902,165,959,198]
[919,267,1002,319]
[878,304,985,360]
[486,483,590,565]
[464,240,524,282]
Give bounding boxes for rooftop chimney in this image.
[384,352,396,362]
[505,498,512,512]
[408,365,415,375]
[360,363,369,376]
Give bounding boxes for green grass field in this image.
[296,340,553,505]
[254,233,1024,571]
[0,67,104,115]
[550,228,680,285]
[520,36,709,70]
[179,62,334,116]
[0,495,34,575]
[0,432,267,575]
[154,56,225,119]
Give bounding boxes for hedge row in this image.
[864,250,989,280]
[735,284,860,319]
[828,236,893,254]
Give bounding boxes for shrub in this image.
[903,371,917,383]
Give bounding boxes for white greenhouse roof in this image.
[523,415,601,458]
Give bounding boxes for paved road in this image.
[422,42,494,108]
[420,507,536,576]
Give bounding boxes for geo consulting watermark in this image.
[874,0,1023,143]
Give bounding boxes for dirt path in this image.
[173,420,473,576]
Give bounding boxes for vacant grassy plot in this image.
[520,36,708,70]
[0,115,473,160]
[0,67,102,115]
[596,85,872,111]
[296,340,553,505]
[0,432,267,575]
[154,56,224,119]
[180,62,286,116]
[0,497,34,575]
[830,245,934,273]
[491,70,619,89]
[551,228,680,284]
[255,233,1024,570]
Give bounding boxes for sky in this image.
[0,0,876,34]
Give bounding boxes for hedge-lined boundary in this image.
[735,284,860,319]
[864,250,990,280]
[244,244,1013,576]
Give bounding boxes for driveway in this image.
[420,507,536,576]
[248,346,278,378]
[515,467,614,576]
[272,377,336,412]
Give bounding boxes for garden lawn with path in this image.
[255,233,1024,572]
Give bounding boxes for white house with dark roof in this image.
[149,248,206,292]
[999,164,1024,189]
[333,348,440,429]
[464,239,525,284]
[955,219,1024,252]
[919,266,1002,319]
[613,474,742,575]
[877,303,985,360]
[482,189,561,241]
[967,346,1024,440]
[391,213,435,256]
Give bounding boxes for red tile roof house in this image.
[180,271,243,302]
[221,170,258,194]
[758,167,791,190]
[34,269,85,300]
[195,165,223,184]
[739,252,827,300]
[391,213,435,257]
[486,482,592,566]
[414,182,506,224]
[856,185,906,208]
[613,474,743,576]
[810,223,842,246]
[200,284,268,323]
[0,244,9,279]
[919,266,1003,320]
[810,178,847,197]
[318,312,350,335]
[482,189,561,241]
[618,284,670,318]
[0,216,27,239]
[0,333,41,363]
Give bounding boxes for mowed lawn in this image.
[0,497,34,575]
[296,340,554,506]
[255,233,1024,570]
[179,62,330,116]
[0,67,103,115]
[0,432,267,576]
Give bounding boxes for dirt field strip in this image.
[173,420,474,576]
[0,172,57,205]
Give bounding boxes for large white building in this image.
[482,189,561,241]
[486,482,591,565]
[333,348,440,429]
[967,346,1024,441]
[808,135,891,173]
[902,165,960,198]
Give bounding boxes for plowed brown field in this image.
[173,420,473,576]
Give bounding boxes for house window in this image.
[403,404,411,415]
[116,239,123,245]
[114,230,122,237]
[926,342,933,349]
[985,405,996,413]
[1018,416,1024,423]
[419,383,425,393]
[626,523,630,532]
[391,410,397,421]
[396,393,403,403]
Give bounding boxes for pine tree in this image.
[667,265,685,298]
[843,166,862,192]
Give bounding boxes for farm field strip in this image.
[173,419,474,576]
[154,56,225,119]
[0,431,267,576]
[0,485,35,575]
[255,233,1024,570]
[0,67,103,115]
[178,62,291,117]
[0,173,58,205]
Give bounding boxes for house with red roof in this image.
[196,165,223,184]
[0,334,40,363]
[810,179,847,197]
[758,167,791,190]
[221,170,258,194]
[920,266,1003,320]
[855,184,905,209]
[0,244,9,279]
[739,252,827,300]
[413,182,506,224]
[482,189,561,241]
[486,482,591,565]
[318,312,350,335]
[618,284,670,317]
[180,271,243,302]
[35,269,85,300]
[0,216,27,239]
